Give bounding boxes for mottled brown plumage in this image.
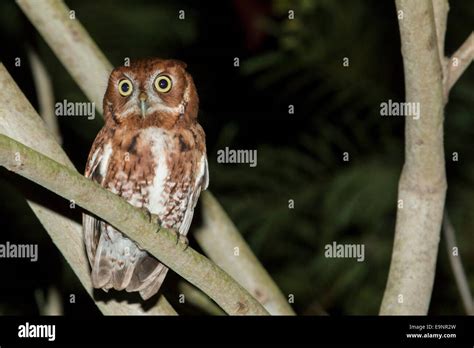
[83,58,208,300]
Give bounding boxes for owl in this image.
[82,58,208,300]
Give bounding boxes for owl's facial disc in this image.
[139,91,148,118]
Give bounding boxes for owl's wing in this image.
[178,154,209,235]
[83,128,111,266]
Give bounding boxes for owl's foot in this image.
[141,208,162,230]
[175,232,189,251]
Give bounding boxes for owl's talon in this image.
[141,208,162,227]
[174,231,188,250]
[181,235,189,251]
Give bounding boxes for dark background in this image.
[0,0,472,315]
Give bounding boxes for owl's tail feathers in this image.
[126,255,169,300]
[90,228,169,300]
[138,264,169,300]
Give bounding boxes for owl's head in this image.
[103,58,199,129]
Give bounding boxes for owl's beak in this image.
[139,92,148,118]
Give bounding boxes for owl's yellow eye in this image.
[154,75,172,93]
[118,79,133,96]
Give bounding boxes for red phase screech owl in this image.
[82,58,208,300]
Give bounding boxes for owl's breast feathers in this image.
[83,124,208,299]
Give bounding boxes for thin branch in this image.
[443,213,474,315]
[177,282,225,316]
[445,32,474,98]
[380,0,447,315]
[0,64,176,315]
[0,134,269,315]
[195,192,294,315]
[433,0,474,99]
[18,0,290,314]
[28,47,62,144]
[34,287,63,315]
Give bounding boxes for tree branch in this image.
[0,134,269,315]
[0,64,177,315]
[28,47,62,144]
[445,32,474,98]
[443,213,474,315]
[435,1,474,315]
[380,0,447,315]
[433,0,474,99]
[177,281,225,316]
[17,0,291,314]
[35,287,63,315]
[434,0,473,315]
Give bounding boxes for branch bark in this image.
[432,0,449,100]
[17,0,292,315]
[0,134,269,315]
[0,64,177,315]
[380,0,447,314]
